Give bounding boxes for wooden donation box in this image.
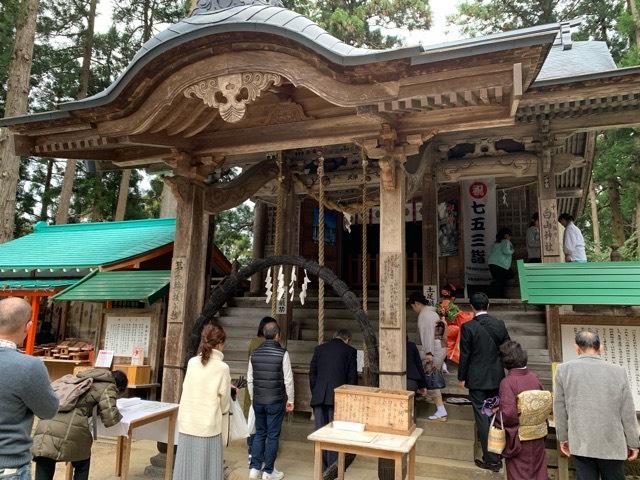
[114,365,151,385]
[334,385,415,434]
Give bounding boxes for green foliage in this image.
[284,0,432,48]
[450,0,628,61]
[215,204,254,265]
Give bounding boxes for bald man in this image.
[0,297,58,480]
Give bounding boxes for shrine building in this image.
[2,0,640,413]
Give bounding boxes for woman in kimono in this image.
[498,341,549,480]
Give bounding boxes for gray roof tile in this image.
[536,41,617,82]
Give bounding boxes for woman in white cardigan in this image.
[173,323,231,480]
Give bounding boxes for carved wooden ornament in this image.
[183,72,282,123]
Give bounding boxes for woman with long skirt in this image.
[173,323,231,480]
[498,341,550,480]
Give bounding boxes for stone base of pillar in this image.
[143,443,176,478]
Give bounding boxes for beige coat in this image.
[554,354,640,460]
[178,349,231,437]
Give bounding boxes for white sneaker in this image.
[262,468,285,480]
[249,468,262,479]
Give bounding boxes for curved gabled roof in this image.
[0,3,584,128]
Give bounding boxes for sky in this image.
[95,0,464,46]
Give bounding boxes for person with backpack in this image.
[0,298,59,480]
[32,368,128,480]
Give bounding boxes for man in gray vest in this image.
[554,330,639,480]
[248,321,294,480]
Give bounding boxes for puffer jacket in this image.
[32,368,122,462]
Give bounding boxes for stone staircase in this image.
[218,295,557,479]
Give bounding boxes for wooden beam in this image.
[511,63,523,117]
[547,306,562,363]
[118,133,193,151]
[421,146,439,291]
[101,243,174,271]
[556,187,584,198]
[550,107,640,132]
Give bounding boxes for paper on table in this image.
[317,428,378,444]
[98,399,180,443]
[332,421,365,432]
[374,435,409,449]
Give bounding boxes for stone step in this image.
[415,435,475,462]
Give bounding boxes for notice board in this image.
[104,315,151,357]
[561,324,640,410]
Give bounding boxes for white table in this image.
[67,399,179,480]
[308,425,423,480]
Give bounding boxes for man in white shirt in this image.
[247,321,294,480]
[559,213,587,262]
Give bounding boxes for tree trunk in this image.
[0,0,39,242]
[39,159,54,221]
[78,0,98,99]
[56,0,98,225]
[629,0,640,47]
[588,179,601,253]
[115,169,131,221]
[55,159,77,224]
[608,178,626,246]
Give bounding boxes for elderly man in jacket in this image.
[554,330,639,480]
[309,329,357,479]
[0,298,58,480]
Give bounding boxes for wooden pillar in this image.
[378,158,407,390]
[249,200,268,295]
[537,126,563,363]
[537,148,561,263]
[421,149,438,296]
[161,182,209,403]
[25,295,40,355]
[276,172,296,344]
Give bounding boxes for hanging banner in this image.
[462,178,497,286]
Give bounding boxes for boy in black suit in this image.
[458,292,510,472]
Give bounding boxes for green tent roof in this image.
[518,260,640,306]
[0,218,176,270]
[0,279,78,292]
[53,270,171,304]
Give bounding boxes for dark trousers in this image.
[34,457,90,480]
[574,456,625,480]
[468,389,501,465]
[313,405,336,470]
[250,402,285,474]
[489,265,514,298]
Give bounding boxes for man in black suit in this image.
[309,329,358,474]
[458,292,510,472]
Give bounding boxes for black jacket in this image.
[251,340,286,405]
[309,338,358,407]
[458,313,510,390]
[406,340,428,389]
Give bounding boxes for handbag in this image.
[424,367,446,390]
[487,411,506,454]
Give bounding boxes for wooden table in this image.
[307,425,423,480]
[68,400,179,480]
[115,405,178,480]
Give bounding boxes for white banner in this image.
[462,178,497,286]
